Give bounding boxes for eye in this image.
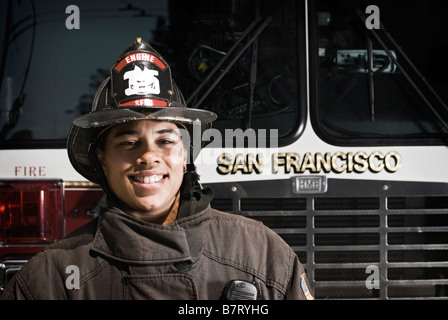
[118,140,138,148]
[157,138,175,146]
[157,133,181,146]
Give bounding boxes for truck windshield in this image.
[0,0,302,148]
[311,0,448,145]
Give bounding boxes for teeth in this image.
[134,175,164,184]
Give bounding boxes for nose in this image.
[136,141,160,167]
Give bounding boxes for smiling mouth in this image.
[131,175,165,184]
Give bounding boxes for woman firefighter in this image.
[1,38,313,300]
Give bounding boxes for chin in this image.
[135,201,161,213]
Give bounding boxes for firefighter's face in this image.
[96,120,187,222]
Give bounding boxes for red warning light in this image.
[0,180,64,245]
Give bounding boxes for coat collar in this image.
[90,205,211,264]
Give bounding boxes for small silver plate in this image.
[291,175,328,194]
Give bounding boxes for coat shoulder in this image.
[0,218,99,300]
[208,209,290,250]
[49,217,99,250]
[205,209,296,294]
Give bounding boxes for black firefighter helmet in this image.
[67,37,217,184]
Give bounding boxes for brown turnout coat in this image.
[1,193,312,300]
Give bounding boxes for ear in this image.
[183,150,188,172]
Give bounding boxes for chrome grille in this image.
[208,178,448,299]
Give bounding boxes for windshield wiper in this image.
[357,9,448,134]
[186,15,272,129]
[366,29,375,122]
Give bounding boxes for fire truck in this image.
[1,0,448,299]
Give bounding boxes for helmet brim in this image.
[73,106,217,128]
